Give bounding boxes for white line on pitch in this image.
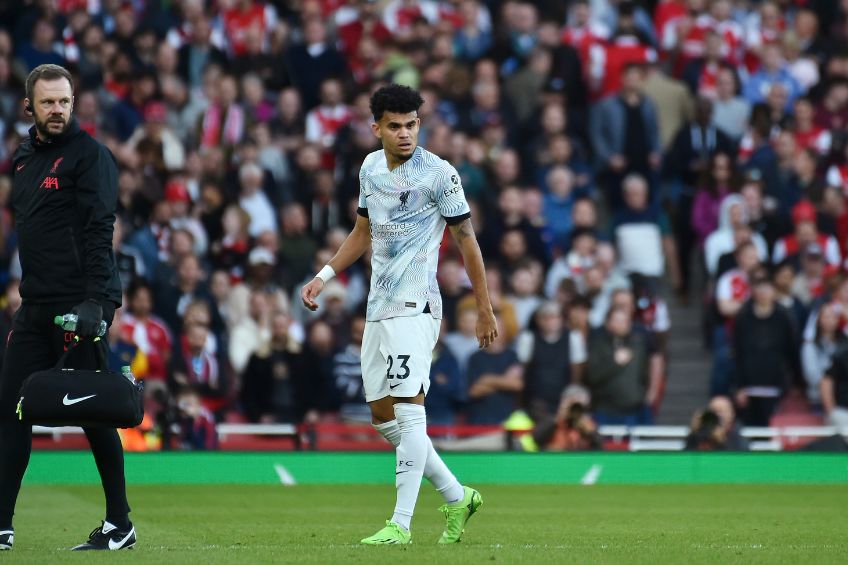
[273,464,297,486]
[580,464,603,485]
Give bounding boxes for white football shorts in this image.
[361,313,440,402]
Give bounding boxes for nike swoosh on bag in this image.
[108,529,134,550]
[62,394,96,406]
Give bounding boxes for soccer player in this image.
[301,84,498,545]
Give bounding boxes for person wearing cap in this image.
[791,242,827,305]
[165,178,208,256]
[226,245,290,331]
[125,100,185,171]
[772,200,841,268]
[732,268,800,426]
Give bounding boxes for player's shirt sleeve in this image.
[357,166,369,218]
[436,164,471,225]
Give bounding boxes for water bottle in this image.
[122,365,144,392]
[121,365,136,385]
[54,314,108,337]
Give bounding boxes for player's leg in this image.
[370,396,464,504]
[389,392,428,533]
[0,306,51,545]
[60,323,134,550]
[363,315,480,543]
[359,320,412,543]
[388,316,481,544]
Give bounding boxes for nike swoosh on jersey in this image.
[389,383,402,389]
[15,163,24,171]
[62,394,96,406]
[108,529,134,550]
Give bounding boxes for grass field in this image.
[7,484,848,564]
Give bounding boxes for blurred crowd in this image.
[0,0,846,450]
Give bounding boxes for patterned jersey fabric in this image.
[357,146,470,321]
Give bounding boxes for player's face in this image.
[29,77,74,139]
[373,111,420,162]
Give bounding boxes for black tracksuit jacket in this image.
[11,119,122,307]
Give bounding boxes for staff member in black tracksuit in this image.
[0,64,135,552]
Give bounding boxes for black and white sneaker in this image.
[0,529,12,550]
[71,521,135,551]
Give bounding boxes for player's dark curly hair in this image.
[369,84,424,121]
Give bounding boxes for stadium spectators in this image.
[425,321,466,426]
[732,270,800,426]
[0,0,844,446]
[466,320,524,425]
[515,301,574,427]
[585,306,661,425]
[822,347,848,429]
[685,395,749,451]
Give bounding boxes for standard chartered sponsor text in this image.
[373,222,417,239]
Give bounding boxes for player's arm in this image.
[449,218,498,348]
[301,214,371,311]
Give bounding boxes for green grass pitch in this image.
[7,484,847,564]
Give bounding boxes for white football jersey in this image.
[358,146,470,321]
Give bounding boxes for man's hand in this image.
[476,307,498,349]
[735,390,748,408]
[301,278,325,311]
[614,347,633,366]
[70,299,103,337]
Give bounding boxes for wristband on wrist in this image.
[316,265,336,284]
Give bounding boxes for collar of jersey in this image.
[381,146,421,175]
[29,118,81,149]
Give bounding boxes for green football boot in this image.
[438,486,483,544]
[360,521,412,545]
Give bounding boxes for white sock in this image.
[390,404,428,530]
[373,420,464,504]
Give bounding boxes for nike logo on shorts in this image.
[389,383,402,389]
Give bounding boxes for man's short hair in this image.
[570,226,597,243]
[369,84,424,122]
[622,173,648,192]
[239,162,263,183]
[621,61,644,75]
[25,64,73,101]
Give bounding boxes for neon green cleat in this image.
[360,521,412,545]
[438,486,483,544]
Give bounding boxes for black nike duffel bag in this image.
[16,338,144,429]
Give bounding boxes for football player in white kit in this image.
[301,84,498,545]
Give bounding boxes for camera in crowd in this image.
[686,408,725,451]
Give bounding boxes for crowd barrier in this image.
[31,423,848,452]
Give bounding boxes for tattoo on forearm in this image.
[452,219,474,241]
